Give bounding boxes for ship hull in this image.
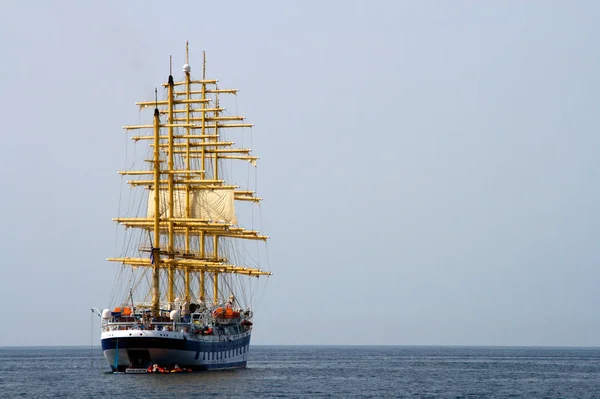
[101,329,251,372]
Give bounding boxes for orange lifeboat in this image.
[113,306,132,316]
[212,307,240,319]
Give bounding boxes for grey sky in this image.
[1,1,599,346]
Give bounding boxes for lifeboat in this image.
[113,306,132,316]
[212,307,241,325]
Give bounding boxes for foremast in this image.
[109,43,271,317]
[152,105,161,316]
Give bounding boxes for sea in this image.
[0,346,599,398]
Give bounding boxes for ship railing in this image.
[102,318,249,335]
[104,319,199,333]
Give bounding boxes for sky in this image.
[1,0,599,347]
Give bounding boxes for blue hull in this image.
[101,332,251,371]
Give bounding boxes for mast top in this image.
[183,40,191,73]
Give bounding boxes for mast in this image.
[167,58,176,305]
[200,50,207,304]
[184,42,192,303]
[213,234,219,305]
[151,100,161,317]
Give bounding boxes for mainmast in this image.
[167,58,176,305]
[110,42,271,313]
[184,42,193,303]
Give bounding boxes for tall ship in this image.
[94,43,271,372]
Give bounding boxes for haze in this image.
[1,1,599,347]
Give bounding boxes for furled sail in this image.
[147,189,237,224]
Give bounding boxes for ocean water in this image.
[0,346,599,398]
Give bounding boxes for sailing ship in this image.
[93,43,271,372]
